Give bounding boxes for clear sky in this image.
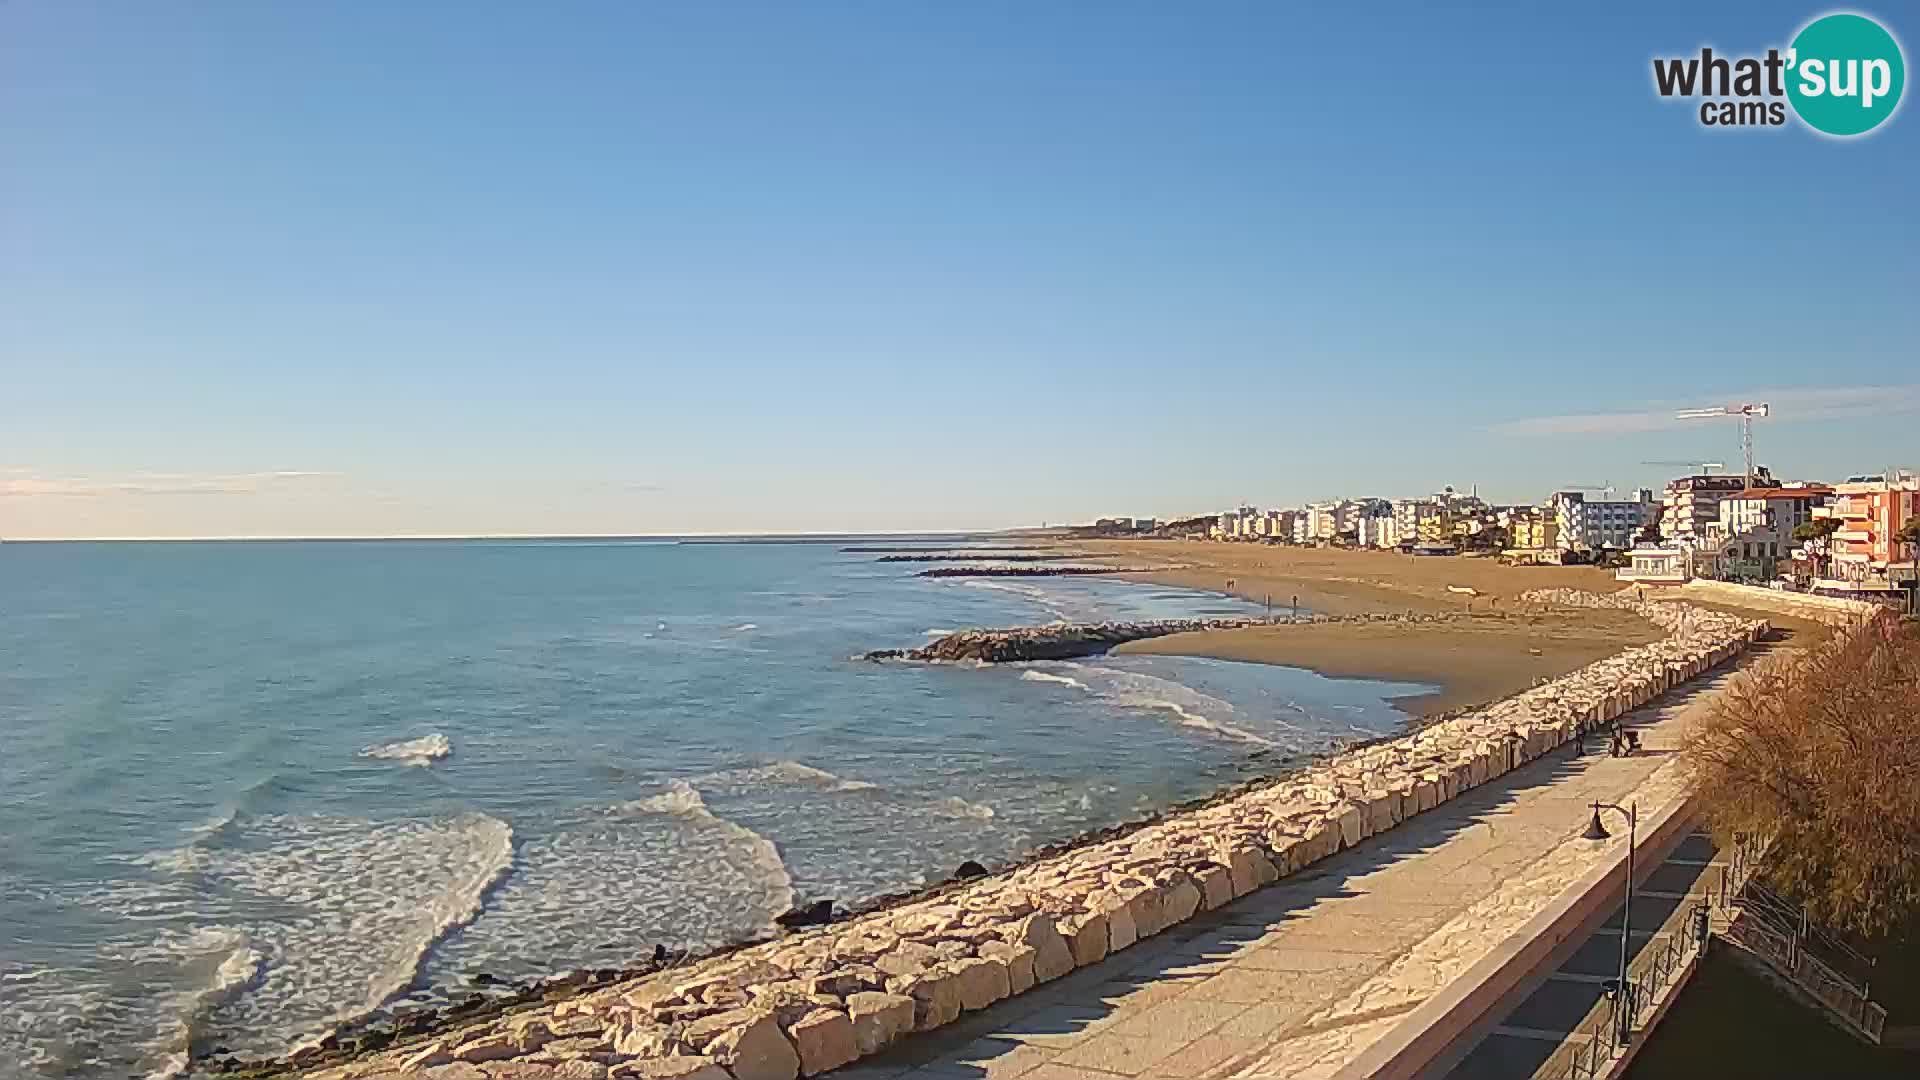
[3,1,1915,538]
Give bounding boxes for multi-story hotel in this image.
[1660,468,1772,549]
[1809,473,1920,598]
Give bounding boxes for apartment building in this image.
[1705,485,1831,581]
[1506,509,1560,552]
[1810,473,1920,597]
[1550,489,1658,552]
[1659,468,1772,549]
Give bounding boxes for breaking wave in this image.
[1020,669,1089,691]
[694,760,879,794]
[357,734,452,766]
[422,784,794,989]
[1021,662,1284,748]
[954,578,1077,622]
[164,812,511,1058]
[7,812,515,1074]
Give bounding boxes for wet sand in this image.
[1116,609,1665,716]
[1057,539,1661,715]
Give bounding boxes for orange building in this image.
[1810,473,1920,599]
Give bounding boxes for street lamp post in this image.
[1584,801,1639,1046]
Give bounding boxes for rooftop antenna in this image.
[1675,403,1769,489]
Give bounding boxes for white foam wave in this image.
[923,628,956,638]
[123,845,210,875]
[139,928,269,1080]
[120,812,518,1060]
[425,788,795,988]
[696,761,880,794]
[1028,662,1284,748]
[623,779,711,816]
[731,623,758,632]
[1020,669,1089,691]
[357,733,452,766]
[934,796,997,821]
[956,578,1076,622]
[1,969,58,984]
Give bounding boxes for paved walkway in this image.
[1441,830,1726,1080]
[827,664,1748,1080]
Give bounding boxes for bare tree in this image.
[1685,614,1920,938]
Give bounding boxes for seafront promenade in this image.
[274,592,1765,1080]
[825,665,1730,1079]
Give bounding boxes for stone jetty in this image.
[863,619,1266,663]
[284,592,1767,1080]
[915,565,1155,578]
[875,553,1076,563]
[863,612,1461,664]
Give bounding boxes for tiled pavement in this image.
[827,666,1747,1080]
[1441,831,1725,1080]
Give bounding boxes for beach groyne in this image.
[283,594,1768,1080]
[862,619,1264,663]
[915,565,1152,578]
[875,554,1075,563]
[863,612,1464,664]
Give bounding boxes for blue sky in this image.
[2,1,1915,537]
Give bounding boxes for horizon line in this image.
[0,527,1052,544]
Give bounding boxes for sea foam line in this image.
[358,733,452,766]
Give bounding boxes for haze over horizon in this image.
[4,1,1915,540]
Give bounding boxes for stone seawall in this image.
[293,597,1768,1080]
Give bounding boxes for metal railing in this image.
[1720,880,1886,1042]
[1538,894,1712,1079]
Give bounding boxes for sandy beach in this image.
[1082,538,1626,615]
[1062,539,1659,716]
[1118,609,1664,715]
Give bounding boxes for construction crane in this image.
[1676,403,1768,489]
[1560,483,1618,498]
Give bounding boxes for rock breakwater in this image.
[863,619,1266,663]
[286,593,1768,1080]
[915,565,1152,578]
[875,554,1075,563]
[863,611,1466,664]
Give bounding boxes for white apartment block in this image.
[1659,469,1771,549]
[1551,489,1658,552]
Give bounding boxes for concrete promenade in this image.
[827,667,1743,1080]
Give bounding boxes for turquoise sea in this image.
[0,539,1429,1077]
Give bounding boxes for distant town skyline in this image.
[4,2,1915,540]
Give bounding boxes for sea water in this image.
[0,539,1430,1077]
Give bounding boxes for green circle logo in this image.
[1787,13,1906,136]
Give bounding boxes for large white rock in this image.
[899,967,963,1031]
[609,1057,732,1080]
[786,1008,858,1076]
[949,956,1011,1011]
[978,940,1037,995]
[1195,865,1233,910]
[703,1008,799,1080]
[845,991,915,1055]
[1162,878,1203,925]
[1009,913,1074,983]
[1064,912,1109,966]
